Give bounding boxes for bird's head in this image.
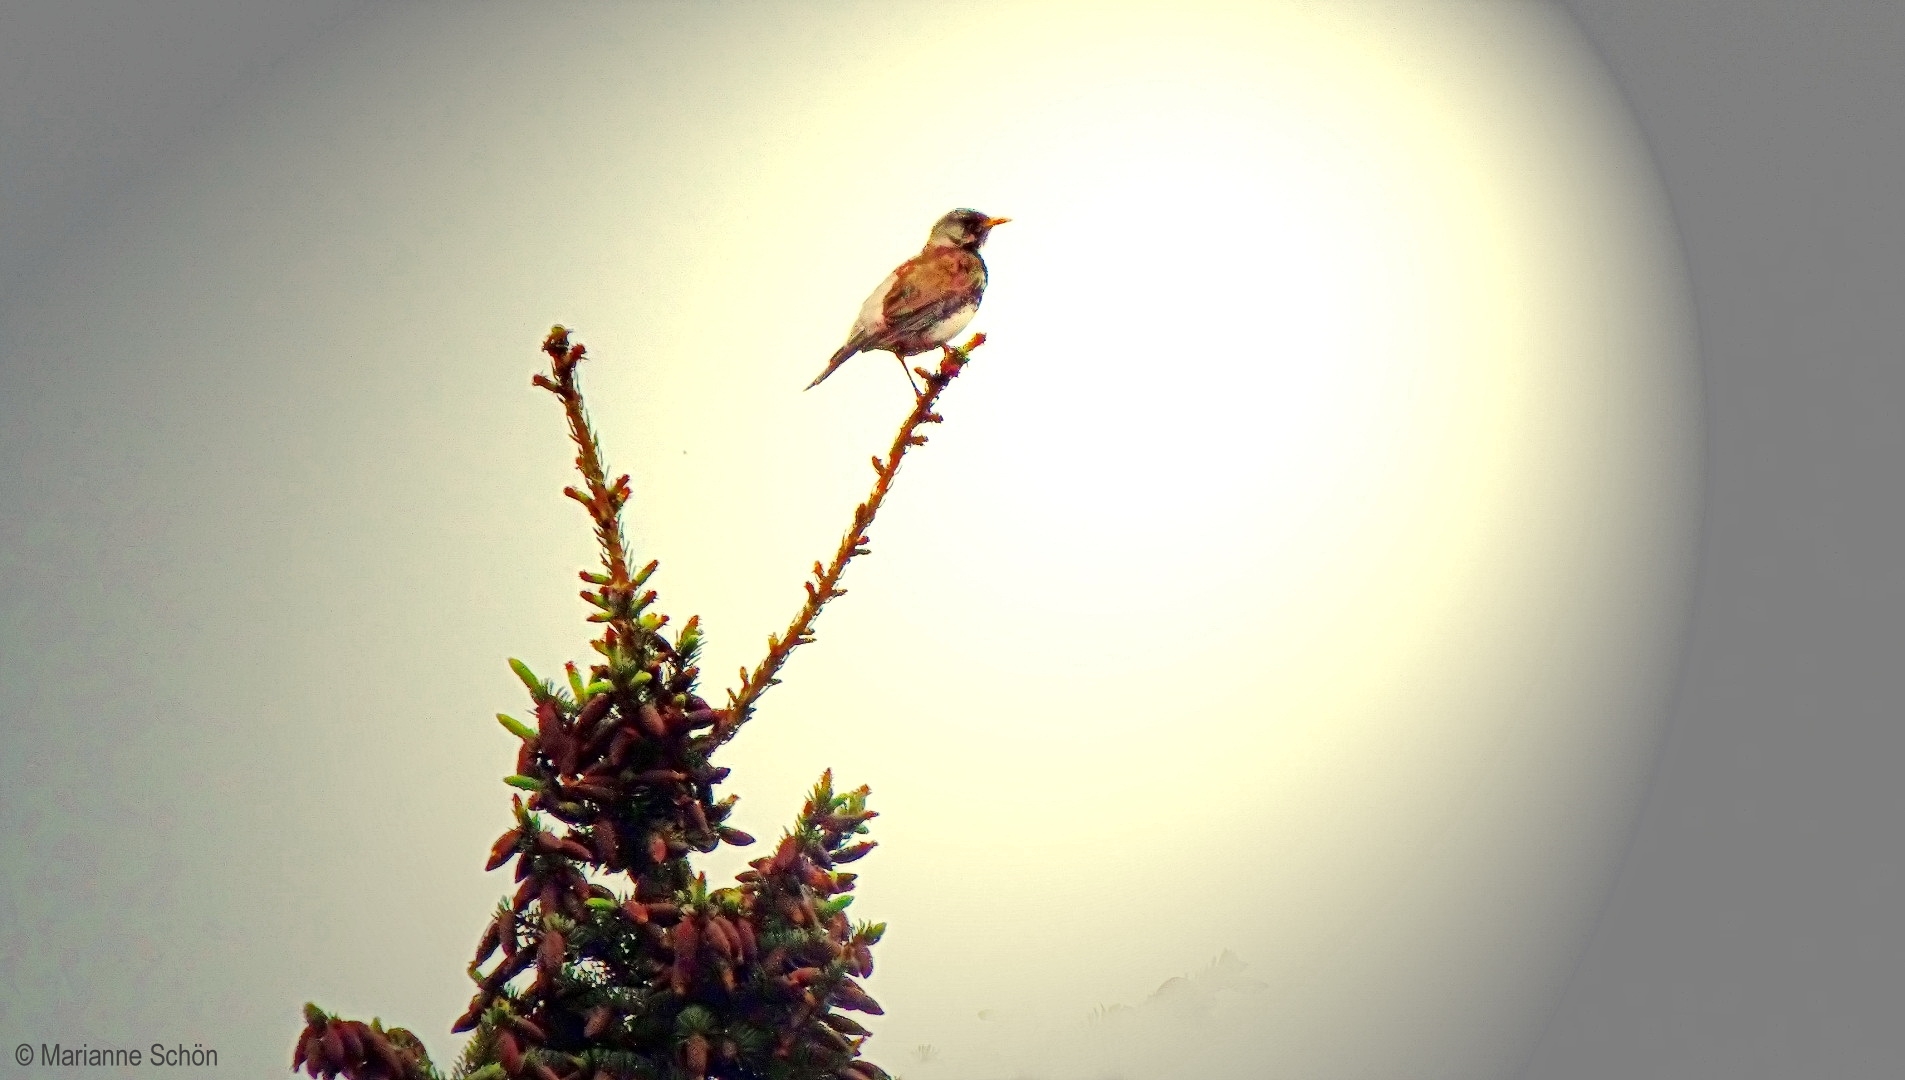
[927,208,1010,250]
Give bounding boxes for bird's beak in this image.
[983,217,1011,228]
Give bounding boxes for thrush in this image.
[806,208,1009,393]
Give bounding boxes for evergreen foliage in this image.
[292,326,987,1080]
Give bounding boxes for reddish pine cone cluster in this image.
[435,603,889,1080]
[293,1008,431,1080]
[447,766,889,1080]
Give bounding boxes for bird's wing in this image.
[854,267,902,334]
[877,249,986,343]
[807,268,903,391]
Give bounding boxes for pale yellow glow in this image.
[638,9,1698,1076]
[20,1,1698,1078]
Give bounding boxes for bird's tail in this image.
[804,342,861,391]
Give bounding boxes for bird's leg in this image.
[895,352,923,395]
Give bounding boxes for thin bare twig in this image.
[714,333,988,746]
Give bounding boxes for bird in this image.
[806,208,1009,393]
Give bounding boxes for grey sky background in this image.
[0,0,373,318]
[0,2,1898,1079]
[1522,3,1905,1077]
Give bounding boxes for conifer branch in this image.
[537,329,632,583]
[534,325,661,660]
[715,334,986,746]
[293,326,938,1080]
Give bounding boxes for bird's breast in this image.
[919,303,980,347]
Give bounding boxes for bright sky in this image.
[0,3,1697,1078]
